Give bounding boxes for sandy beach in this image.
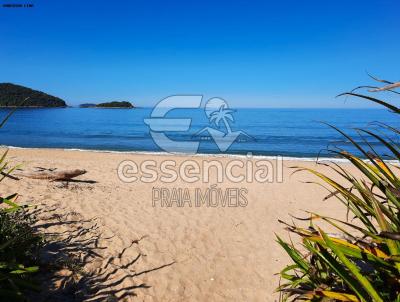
[2,148,353,301]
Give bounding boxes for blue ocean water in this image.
[0,108,399,158]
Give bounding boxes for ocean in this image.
[0,108,398,158]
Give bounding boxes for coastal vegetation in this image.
[0,200,42,299]
[277,76,400,301]
[0,83,66,107]
[0,109,42,300]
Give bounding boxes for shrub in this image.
[0,109,42,300]
[277,76,400,301]
[0,208,42,264]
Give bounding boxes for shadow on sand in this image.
[28,205,175,302]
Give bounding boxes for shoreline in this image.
[2,145,351,162]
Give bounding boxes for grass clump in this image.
[277,76,400,301]
[0,206,42,300]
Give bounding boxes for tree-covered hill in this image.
[79,103,97,108]
[96,101,134,108]
[0,83,67,107]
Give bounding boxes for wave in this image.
[1,144,353,162]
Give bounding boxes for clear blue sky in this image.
[1,0,399,107]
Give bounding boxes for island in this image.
[0,83,67,107]
[79,101,134,108]
[79,103,97,108]
[96,101,134,108]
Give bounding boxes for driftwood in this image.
[18,169,87,181]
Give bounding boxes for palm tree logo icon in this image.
[209,102,234,133]
[195,98,252,152]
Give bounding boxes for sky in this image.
[0,0,399,108]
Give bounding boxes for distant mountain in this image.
[0,83,67,107]
[79,103,97,108]
[95,101,134,108]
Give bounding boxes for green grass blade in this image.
[319,228,384,302]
